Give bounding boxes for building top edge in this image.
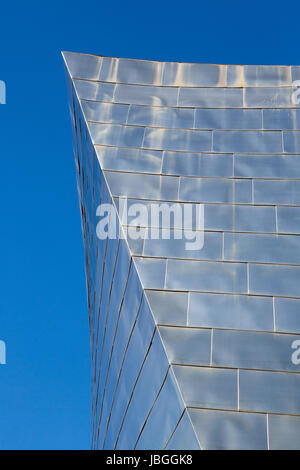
[61,50,299,69]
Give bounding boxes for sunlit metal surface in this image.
[63,51,300,450]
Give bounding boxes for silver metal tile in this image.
[239,369,300,415]
[114,83,178,106]
[244,65,291,87]
[127,105,194,129]
[244,88,292,108]
[100,57,163,85]
[226,65,244,87]
[275,297,300,333]
[166,259,248,293]
[283,131,300,153]
[162,152,233,177]
[213,131,283,153]
[269,414,300,449]
[135,368,184,449]
[166,410,201,450]
[203,204,276,232]
[212,329,300,372]
[292,66,300,82]
[254,180,300,205]
[133,257,167,289]
[142,231,221,261]
[263,109,300,130]
[162,62,224,87]
[96,146,162,173]
[159,326,211,365]
[143,128,212,152]
[188,292,273,331]
[234,154,300,178]
[249,263,300,297]
[63,51,102,79]
[116,331,169,449]
[104,171,179,200]
[224,232,300,265]
[188,408,268,450]
[145,290,188,326]
[179,87,243,108]
[88,122,144,148]
[103,296,155,449]
[115,198,201,230]
[173,365,237,410]
[179,177,252,203]
[73,79,115,102]
[277,206,300,234]
[81,101,129,124]
[195,109,262,130]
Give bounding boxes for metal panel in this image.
[275,298,300,333]
[96,146,162,173]
[212,329,300,372]
[162,152,233,177]
[173,365,237,410]
[127,105,194,129]
[81,101,129,124]
[269,415,300,450]
[145,290,188,326]
[224,232,300,265]
[244,66,291,87]
[63,51,102,79]
[234,154,300,178]
[188,408,268,450]
[143,128,212,152]
[254,180,300,205]
[213,131,283,153]
[204,204,276,233]
[179,87,243,108]
[116,331,169,449]
[104,171,179,200]
[249,263,300,297]
[114,83,178,106]
[142,231,222,261]
[162,62,223,87]
[159,326,211,366]
[88,122,144,148]
[239,369,300,415]
[277,206,300,234]
[283,131,300,153]
[188,292,273,331]
[166,410,201,450]
[166,259,248,293]
[195,109,262,130]
[244,88,292,108]
[179,177,252,203]
[73,79,115,102]
[133,257,166,289]
[263,109,300,130]
[100,57,163,85]
[135,368,185,449]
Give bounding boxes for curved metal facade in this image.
[63,51,300,450]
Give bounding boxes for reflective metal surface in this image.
[63,51,300,450]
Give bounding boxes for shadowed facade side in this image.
[63,51,300,450]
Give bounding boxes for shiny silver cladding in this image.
[63,51,300,450]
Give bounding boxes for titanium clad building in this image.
[63,51,300,450]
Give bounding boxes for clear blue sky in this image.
[0,0,299,450]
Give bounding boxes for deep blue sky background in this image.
[0,0,299,450]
